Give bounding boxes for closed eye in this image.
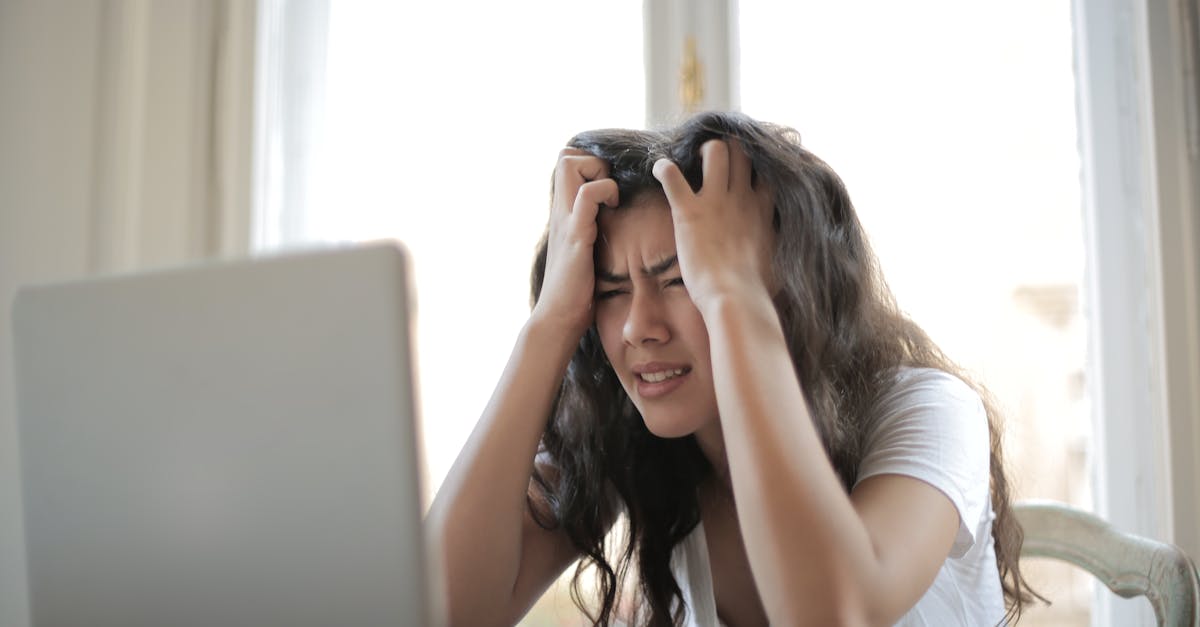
[596,288,628,300]
[664,277,685,288]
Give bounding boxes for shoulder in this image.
[857,367,993,556]
[879,366,983,407]
[865,367,988,443]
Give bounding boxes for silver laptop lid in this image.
[13,243,431,627]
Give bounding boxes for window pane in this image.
[311,0,643,499]
[740,2,1090,624]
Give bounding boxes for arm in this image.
[654,141,960,626]
[700,289,958,626]
[426,318,583,626]
[426,150,620,626]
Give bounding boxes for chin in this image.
[639,409,704,439]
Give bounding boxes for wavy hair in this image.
[528,111,1038,626]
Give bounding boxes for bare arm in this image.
[701,292,958,626]
[426,318,582,626]
[426,150,619,626]
[655,140,960,626]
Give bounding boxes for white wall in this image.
[0,3,255,625]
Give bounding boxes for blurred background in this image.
[2,1,1197,626]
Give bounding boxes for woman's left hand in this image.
[653,138,775,315]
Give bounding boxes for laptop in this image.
[12,243,437,627]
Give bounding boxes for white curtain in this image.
[253,0,332,251]
[0,3,257,626]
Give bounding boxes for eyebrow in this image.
[596,255,679,283]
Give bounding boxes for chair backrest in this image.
[1015,500,1200,626]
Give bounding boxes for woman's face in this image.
[594,193,719,438]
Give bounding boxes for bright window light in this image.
[740,2,1090,624]
[311,1,645,513]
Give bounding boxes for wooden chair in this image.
[1014,500,1200,626]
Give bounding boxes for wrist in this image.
[695,282,777,326]
[523,311,586,361]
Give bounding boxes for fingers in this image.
[656,138,743,201]
[700,139,730,192]
[726,137,771,224]
[553,150,610,216]
[572,178,619,226]
[551,148,589,207]
[727,138,752,192]
[654,138,735,211]
[653,158,692,213]
[562,179,617,249]
[557,155,609,189]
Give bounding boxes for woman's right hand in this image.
[531,148,619,342]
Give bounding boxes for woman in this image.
[428,111,1038,626]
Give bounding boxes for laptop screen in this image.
[13,243,432,627]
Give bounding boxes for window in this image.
[254,4,645,622]
[257,2,1197,625]
[739,3,1090,623]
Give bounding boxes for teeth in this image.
[639,368,685,383]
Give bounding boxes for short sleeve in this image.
[853,368,992,558]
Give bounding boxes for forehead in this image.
[596,194,675,269]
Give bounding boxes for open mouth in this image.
[633,365,692,399]
[637,367,690,383]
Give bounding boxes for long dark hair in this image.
[528,111,1037,626]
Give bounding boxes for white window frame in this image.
[643,0,739,125]
[1075,0,1200,624]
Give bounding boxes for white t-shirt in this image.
[669,367,1007,626]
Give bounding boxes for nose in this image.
[622,289,670,346]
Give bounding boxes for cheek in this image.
[667,298,711,352]
[593,303,625,362]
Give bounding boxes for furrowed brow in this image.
[596,255,679,283]
[643,255,679,277]
[596,268,629,283]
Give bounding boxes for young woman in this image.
[428,112,1037,626]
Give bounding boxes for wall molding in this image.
[643,0,739,127]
